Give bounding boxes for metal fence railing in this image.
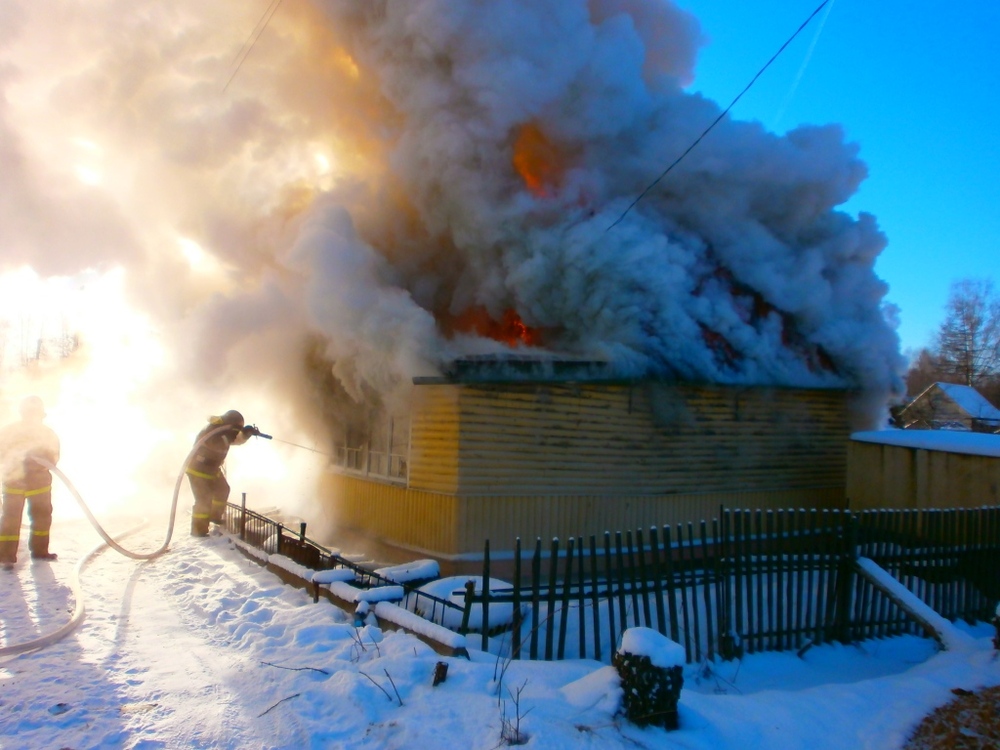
[220,495,464,628]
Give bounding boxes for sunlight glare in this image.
[0,267,171,520]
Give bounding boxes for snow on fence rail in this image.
[221,498,1000,666]
[219,497,466,635]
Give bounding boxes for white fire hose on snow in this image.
[0,425,253,658]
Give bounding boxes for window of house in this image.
[333,413,409,483]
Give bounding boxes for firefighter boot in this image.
[27,496,55,560]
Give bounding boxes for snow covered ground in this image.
[2,514,999,750]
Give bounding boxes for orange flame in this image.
[442,306,544,348]
[512,123,563,198]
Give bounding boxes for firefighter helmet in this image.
[220,409,245,428]
[19,395,46,420]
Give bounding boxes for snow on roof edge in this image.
[851,429,1000,457]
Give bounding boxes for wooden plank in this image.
[615,532,629,633]
[589,535,602,661]
[545,538,559,660]
[753,509,765,653]
[853,560,950,649]
[603,532,617,655]
[775,509,785,650]
[577,537,587,659]
[530,539,542,660]
[649,527,668,636]
[686,523,703,662]
[732,510,746,652]
[663,526,680,644]
[557,537,574,660]
[804,509,817,641]
[793,508,806,646]
[481,541,491,652]
[512,537,523,659]
[701,519,715,659]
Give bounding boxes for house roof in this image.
[413,354,850,388]
[852,429,1000,458]
[932,382,1000,421]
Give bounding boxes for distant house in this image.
[897,382,1000,433]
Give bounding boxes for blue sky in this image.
[675,0,1000,357]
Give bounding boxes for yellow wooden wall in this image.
[322,382,850,562]
[407,385,460,494]
[847,440,1000,510]
[410,382,848,496]
[323,471,845,561]
[322,472,459,555]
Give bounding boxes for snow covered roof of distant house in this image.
[912,382,1000,421]
[851,429,1000,458]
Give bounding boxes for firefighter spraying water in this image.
[0,406,276,656]
[185,410,272,537]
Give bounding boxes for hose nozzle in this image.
[242,424,272,440]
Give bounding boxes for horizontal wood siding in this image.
[320,470,843,559]
[454,487,846,554]
[847,441,1000,510]
[448,383,847,496]
[320,471,458,554]
[408,385,460,494]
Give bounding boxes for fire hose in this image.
[0,424,272,658]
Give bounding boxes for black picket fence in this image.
[462,506,1000,665]
[220,496,466,628]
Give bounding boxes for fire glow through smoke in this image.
[0,0,905,516]
[513,123,565,199]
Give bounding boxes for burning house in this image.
[291,1,905,566]
[0,0,905,558]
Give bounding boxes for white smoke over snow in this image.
[0,0,904,513]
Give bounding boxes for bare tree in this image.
[935,279,1000,388]
[904,347,945,398]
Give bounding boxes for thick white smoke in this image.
[312,0,904,410]
[0,0,903,462]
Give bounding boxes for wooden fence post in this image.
[512,537,523,660]
[460,580,475,636]
[240,492,247,541]
[530,539,542,660]
[481,540,491,652]
[545,538,560,660]
[834,513,858,643]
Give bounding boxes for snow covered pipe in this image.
[0,425,245,657]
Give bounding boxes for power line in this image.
[773,0,837,128]
[607,0,831,231]
[223,0,286,93]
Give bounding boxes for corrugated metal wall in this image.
[322,469,844,560]
[847,440,1000,510]
[410,382,848,496]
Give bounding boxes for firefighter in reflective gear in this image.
[0,396,60,565]
[186,410,251,537]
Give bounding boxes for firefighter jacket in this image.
[188,423,248,478]
[0,419,60,490]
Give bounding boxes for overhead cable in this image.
[223,0,286,93]
[607,0,831,231]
